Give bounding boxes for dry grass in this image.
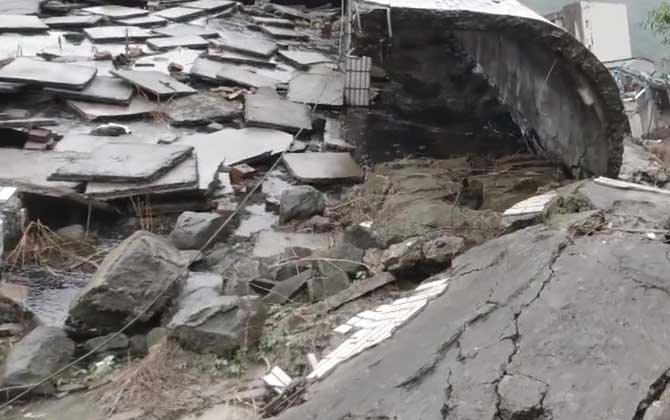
[129,196,156,233]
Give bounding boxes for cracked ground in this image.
[273,223,670,420]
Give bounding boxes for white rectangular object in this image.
[344,56,371,107]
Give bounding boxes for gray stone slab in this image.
[115,15,168,27]
[250,16,294,28]
[45,76,134,105]
[278,50,332,69]
[0,149,83,192]
[166,93,242,127]
[179,128,292,191]
[0,58,97,89]
[245,89,311,134]
[49,142,194,183]
[133,48,201,74]
[217,63,278,89]
[282,153,364,184]
[182,0,236,12]
[86,155,199,199]
[153,7,204,22]
[147,35,209,51]
[43,15,104,29]
[82,5,149,19]
[252,231,336,258]
[288,71,344,107]
[110,69,197,98]
[54,134,155,153]
[0,118,57,128]
[66,96,157,121]
[190,57,225,83]
[0,0,40,15]
[260,25,309,40]
[0,15,48,33]
[84,26,159,42]
[216,28,278,58]
[152,23,219,38]
[206,49,277,68]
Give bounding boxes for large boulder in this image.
[1,326,74,396]
[279,186,326,223]
[169,212,227,250]
[66,231,188,337]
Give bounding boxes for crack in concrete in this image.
[632,368,670,420]
[440,370,454,420]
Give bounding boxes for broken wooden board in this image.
[86,155,199,199]
[115,15,168,27]
[245,89,311,134]
[147,35,209,51]
[182,0,236,13]
[0,58,97,90]
[166,93,242,127]
[49,142,195,183]
[215,28,278,57]
[84,26,159,42]
[46,76,134,105]
[151,23,219,38]
[288,71,344,107]
[82,5,149,19]
[260,25,309,40]
[179,128,292,191]
[0,15,48,33]
[66,96,157,121]
[153,6,204,21]
[43,15,103,29]
[110,69,197,98]
[278,50,333,69]
[282,153,364,184]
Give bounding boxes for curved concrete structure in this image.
[357,0,629,177]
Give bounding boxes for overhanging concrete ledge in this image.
[357,0,629,177]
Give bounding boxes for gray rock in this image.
[422,236,464,266]
[146,327,168,349]
[55,224,86,242]
[66,231,188,337]
[279,186,326,223]
[1,326,74,395]
[0,294,34,326]
[315,243,366,278]
[166,93,242,127]
[128,335,148,356]
[308,261,350,302]
[169,211,227,250]
[168,290,267,356]
[498,374,548,419]
[84,333,129,354]
[264,269,314,304]
[381,237,425,274]
[344,222,381,250]
[90,123,130,137]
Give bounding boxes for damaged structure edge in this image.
[357,0,629,177]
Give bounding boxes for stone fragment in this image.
[152,23,219,38]
[0,57,97,90]
[1,326,75,395]
[43,15,103,29]
[315,243,366,278]
[279,185,326,223]
[83,5,149,19]
[308,263,350,302]
[288,72,344,107]
[90,123,131,136]
[381,237,424,274]
[245,88,312,134]
[55,224,86,242]
[422,236,464,266]
[84,26,157,42]
[66,231,188,337]
[148,35,209,51]
[66,97,157,121]
[325,272,397,311]
[0,15,48,32]
[153,6,204,22]
[498,374,548,420]
[165,93,242,127]
[111,69,197,98]
[84,333,130,354]
[344,222,380,250]
[282,153,364,184]
[169,211,227,250]
[264,269,313,304]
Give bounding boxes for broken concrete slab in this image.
[86,156,199,200]
[133,48,201,74]
[179,128,292,191]
[66,96,157,121]
[0,149,83,193]
[0,15,48,33]
[152,23,219,38]
[278,50,333,69]
[263,269,313,304]
[282,153,364,184]
[206,49,277,68]
[190,57,227,82]
[0,0,40,15]
[260,25,309,40]
[153,7,204,22]
[182,0,236,13]
[325,272,397,311]
[244,88,311,133]
[251,16,295,28]
[115,15,168,27]
[288,71,344,107]
[0,118,57,128]
[252,230,337,258]
[82,5,149,19]
[216,63,278,89]
[46,76,134,105]
[147,35,209,51]
[42,15,104,29]
[110,69,197,98]
[49,142,194,183]
[165,93,242,127]
[54,133,152,153]
[84,26,159,42]
[215,28,278,57]
[0,58,97,90]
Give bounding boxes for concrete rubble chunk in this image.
[84,333,130,354]
[166,93,242,127]
[0,58,97,90]
[288,71,344,107]
[153,6,204,22]
[279,185,326,223]
[1,326,75,396]
[82,5,149,19]
[49,142,194,183]
[0,15,48,33]
[325,272,397,311]
[381,237,424,274]
[152,23,219,38]
[111,69,197,98]
[46,76,134,105]
[147,35,209,51]
[263,269,314,305]
[282,153,364,184]
[66,231,188,337]
[169,211,227,250]
[216,28,278,58]
[245,88,312,133]
[278,50,333,69]
[43,15,104,29]
[422,235,464,266]
[84,26,158,42]
[115,15,168,27]
[66,96,157,121]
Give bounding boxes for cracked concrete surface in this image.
[275,185,670,420]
